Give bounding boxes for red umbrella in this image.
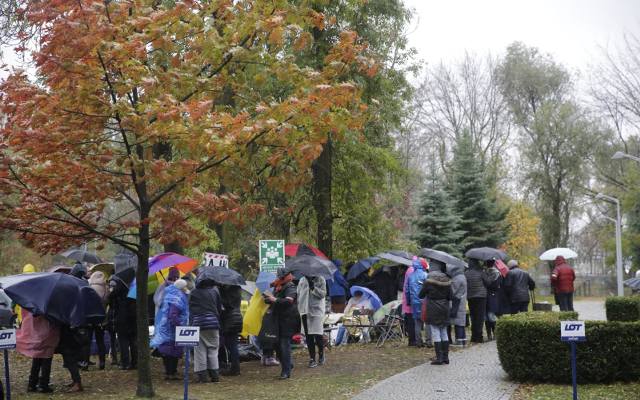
[285,243,328,259]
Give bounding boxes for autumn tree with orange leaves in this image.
[0,0,371,396]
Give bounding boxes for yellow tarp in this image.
[240,289,268,338]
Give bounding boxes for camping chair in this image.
[376,304,405,347]
[342,309,377,343]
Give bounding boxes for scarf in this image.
[271,273,293,293]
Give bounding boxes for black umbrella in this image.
[376,250,414,266]
[196,266,246,287]
[420,248,467,269]
[60,248,103,264]
[285,255,336,280]
[465,247,507,261]
[0,272,105,327]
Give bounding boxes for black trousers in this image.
[404,314,416,345]
[117,330,137,367]
[468,298,486,343]
[302,315,323,361]
[28,358,52,389]
[557,292,574,311]
[162,356,179,375]
[62,352,81,384]
[511,301,529,314]
[85,325,106,362]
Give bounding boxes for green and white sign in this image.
[259,240,285,273]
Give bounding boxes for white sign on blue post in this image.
[561,320,586,342]
[561,320,586,400]
[176,326,200,400]
[0,329,16,350]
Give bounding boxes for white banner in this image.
[175,326,200,347]
[0,328,16,349]
[203,252,229,268]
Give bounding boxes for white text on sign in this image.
[175,326,200,347]
[560,320,586,342]
[0,328,16,349]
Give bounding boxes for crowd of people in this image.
[11,252,577,393]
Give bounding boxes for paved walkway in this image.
[353,341,516,400]
[573,299,606,321]
[354,299,606,400]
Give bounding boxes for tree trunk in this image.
[135,207,154,397]
[312,137,332,259]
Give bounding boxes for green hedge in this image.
[496,312,640,383]
[606,296,640,321]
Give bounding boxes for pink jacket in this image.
[401,266,414,314]
[16,310,60,359]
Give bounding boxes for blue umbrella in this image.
[0,272,105,327]
[256,271,277,293]
[346,257,380,281]
[349,285,382,311]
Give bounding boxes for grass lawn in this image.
[10,343,433,399]
[512,382,640,400]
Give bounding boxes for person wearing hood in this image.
[86,271,108,369]
[189,279,223,383]
[154,267,180,316]
[551,256,575,311]
[447,264,467,346]
[297,274,326,368]
[419,259,452,365]
[484,260,502,341]
[152,279,190,380]
[70,262,88,280]
[401,264,416,346]
[504,260,536,314]
[407,258,428,347]
[464,259,492,343]
[17,309,60,393]
[108,268,137,370]
[262,269,299,380]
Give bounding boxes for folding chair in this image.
[342,309,377,343]
[376,304,405,347]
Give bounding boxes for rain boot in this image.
[442,341,449,365]
[430,342,443,365]
[196,370,208,383]
[67,382,83,393]
[208,369,220,383]
[221,361,240,376]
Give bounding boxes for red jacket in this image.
[551,256,575,294]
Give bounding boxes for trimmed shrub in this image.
[496,312,640,383]
[606,296,640,321]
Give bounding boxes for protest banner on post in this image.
[203,252,229,268]
[259,240,285,273]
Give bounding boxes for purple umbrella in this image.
[349,285,382,311]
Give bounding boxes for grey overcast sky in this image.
[403,0,640,75]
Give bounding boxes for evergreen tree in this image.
[414,178,464,257]
[449,132,508,251]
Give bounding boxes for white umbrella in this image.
[539,248,578,261]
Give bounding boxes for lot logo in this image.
[178,329,198,337]
[564,324,582,331]
[0,328,16,349]
[175,326,200,347]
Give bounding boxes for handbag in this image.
[258,306,279,345]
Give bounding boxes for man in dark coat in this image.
[504,260,536,314]
[551,256,575,311]
[219,284,243,376]
[108,268,137,370]
[464,259,492,343]
[420,259,452,365]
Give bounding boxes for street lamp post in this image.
[612,151,640,163]
[595,193,624,296]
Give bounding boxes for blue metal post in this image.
[4,349,11,400]
[570,342,577,400]
[183,349,190,400]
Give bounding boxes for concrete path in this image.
[352,341,516,400]
[354,299,606,400]
[573,299,606,321]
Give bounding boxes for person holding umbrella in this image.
[56,323,88,392]
[465,259,491,343]
[551,256,576,311]
[151,279,190,380]
[297,274,327,368]
[219,283,243,376]
[87,270,109,370]
[262,269,299,379]
[108,268,137,370]
[17,309,60,393]
[189,278,223,383]
[406,257,428,347]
